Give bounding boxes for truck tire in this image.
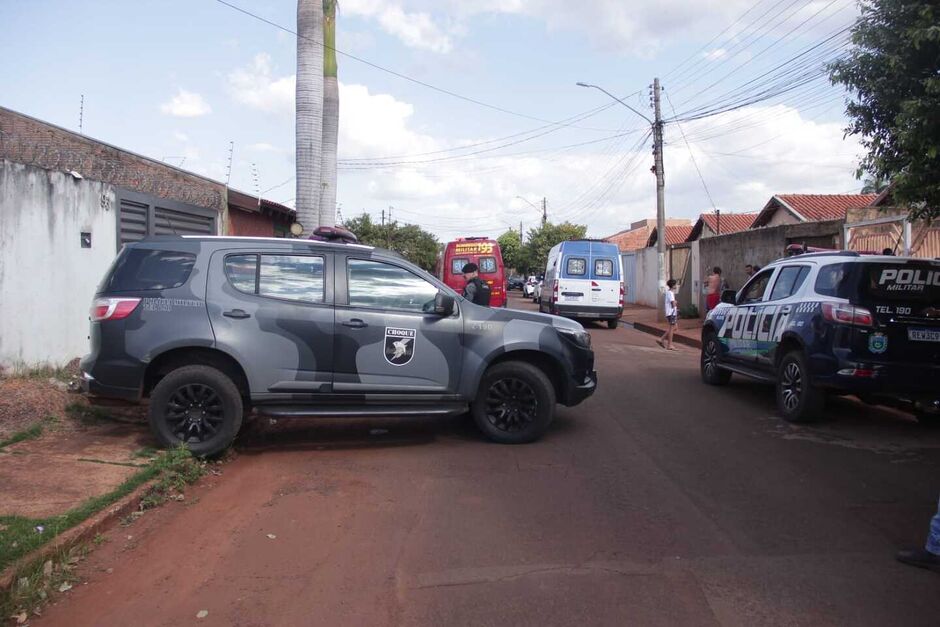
[776,351,823,423]
[607,319,619,329]
[472,361,555,444]
[701,331,732,385]
[148,365,244,457]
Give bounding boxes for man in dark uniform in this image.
[462,262,491,306]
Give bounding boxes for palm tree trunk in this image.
[320,0,339,227]
[296,0,324,233]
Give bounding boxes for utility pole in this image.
[520,220,524,245]
[541,197,547,225]
[387,206,393,249]
[652,78,667,301]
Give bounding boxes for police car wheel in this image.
[472,361,555,444]
[148,365,244,457]
[776,352,823,423]
[701,332,732,385]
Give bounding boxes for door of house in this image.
[621,253,637,304]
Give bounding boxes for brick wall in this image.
[0,106,225,212]
[228,208,276,237]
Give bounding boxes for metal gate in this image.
[621,252,637,304]
[116,189,217,249]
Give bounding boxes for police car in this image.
[701,252,940,424]
[81,235,597,455]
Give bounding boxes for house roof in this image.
[604,225,653,252]
[687,212,759,241]
[647,225,693,247]
[228,188,295,220]
[752,194,878,227]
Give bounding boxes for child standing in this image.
[658,279,679,351]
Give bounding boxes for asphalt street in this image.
[39,294,940,626]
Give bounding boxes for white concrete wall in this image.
[634,247,661,308]
[1,161,117,368]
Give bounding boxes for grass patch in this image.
[0,423,45,451]
[64,402,115,425]
[0,445,204,574]
[0,545,87,621]
[3,364,74,382]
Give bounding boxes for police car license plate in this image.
[908,328,940,342]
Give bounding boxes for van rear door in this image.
[853,260,940,364]
[588,254,620,307]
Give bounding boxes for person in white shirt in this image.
[657,279,679,350]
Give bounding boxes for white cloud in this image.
[160,89,211,117]
[227,53,295,114]
[343,0,454,53]
[703,48,727,61]
[248,142,279,152]
[333,88,863,240]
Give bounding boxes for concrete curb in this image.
[0,481,152,591]
[630,321,703,350]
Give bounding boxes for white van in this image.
[539,240,624,328]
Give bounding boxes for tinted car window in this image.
[594,259,614,277]
[225,255,325,303]
[567,258,586,276]
[102,249,196,292]
[815,263,855,298]
[740,269,774,304]
[479,257,497,273]
[451,258,469,274]
[348,259,438,312]
[224,254,257,294]
[259,256,324,303]
[769,266,810,301]
[859,262,940,304]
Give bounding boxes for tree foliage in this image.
[829,0,940,219]
[521,222,588,274]
[343,213,440,271]
[496,229,523,272]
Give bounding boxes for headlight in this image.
[556,326,591,349]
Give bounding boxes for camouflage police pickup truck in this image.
[81,236,597,455]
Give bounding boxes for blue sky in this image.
[0,0,864,239]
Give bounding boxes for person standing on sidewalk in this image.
[657,279,679,351]
[896,495,940,573]
[705,267,722,313]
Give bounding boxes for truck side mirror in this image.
[720,289,737,305]
[434,292,455,316]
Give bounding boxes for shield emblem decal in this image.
[384,327,416,366]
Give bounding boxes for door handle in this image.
[342,318,368,329]
[223,309,251,319]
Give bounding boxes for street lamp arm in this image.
[576,82,652,124]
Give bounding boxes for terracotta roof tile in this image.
[777,194,879,222]
[605,225,653,252]
[700,212,758,235]
[648,225,693,247]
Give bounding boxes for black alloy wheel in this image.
[166,383,225,443]
[484,377,538,433]
[471,361,554,444]
[775,351,823,423]
[149,365,244,456]
[700,332,732,385]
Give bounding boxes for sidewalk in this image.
[620,304,703,349]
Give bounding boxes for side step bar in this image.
[717,363,776,383]
[256,403,468,418]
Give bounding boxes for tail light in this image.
[618,282,624,308]
[821,302,873,327]
[551,280,559,303]
[91,297,141,321]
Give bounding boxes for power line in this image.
[663,89,717,213]
[215,0,620,131]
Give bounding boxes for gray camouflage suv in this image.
[81,236,597,455]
